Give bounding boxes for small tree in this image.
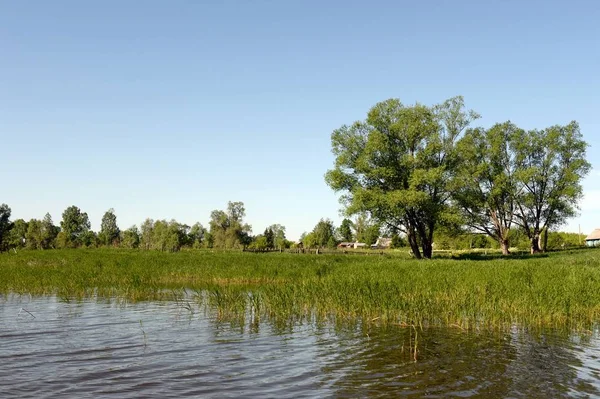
[338,218,354,242]
[60,205,91,248]
[0,204,11,252]
[264,227,274,249]
[121,226,140,249]
[100,208,120,246]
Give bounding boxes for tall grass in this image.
[1,248,599,330]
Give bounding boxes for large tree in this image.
[325,96,478,258]
[60,205,91,248]
[452,122,522,255]
[513,122,590,253]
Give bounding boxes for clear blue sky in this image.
[2,0,599,240]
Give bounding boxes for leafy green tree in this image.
[188,222,205,248]
[25,219,44,249]
[7,219,28,249]
[326,96,478,258]
[250,235,268,250]
[209,201,252,249]
[99,208,120,246]
[0,204,12,252]
[121,226,140,249]
[60,205,91,248]
[338,218,354,242]
[140,218,154,250]
[513,122,591,253]
[312,218,336,248]
[302,232,317,249]
[41,213,59,249]
[147,220,183,252]
[362,223,381,246]
[452,122,521,254]
[327,236,337,249]
[264,227,274,249]
[80,230,98,248]
[268,224,287,249]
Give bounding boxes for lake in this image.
[1,294,599,398]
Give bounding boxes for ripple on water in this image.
[1,295,599,398]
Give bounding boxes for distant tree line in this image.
[0,201,290,252]
[326,96,591,258]
[0,200,587,254]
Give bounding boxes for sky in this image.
[1,0,599,240]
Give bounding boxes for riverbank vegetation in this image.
[1,248,599,331]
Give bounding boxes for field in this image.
[1,248,600,331]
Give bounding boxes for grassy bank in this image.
[1,248,599,330]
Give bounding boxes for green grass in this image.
[1,248,599,330]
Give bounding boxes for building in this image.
[586,229,600,247]
[371,237,392,249]
[337,242,354,249]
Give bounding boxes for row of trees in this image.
[0,199,587,254]
[326,96,590,258]
[0,202,292,252]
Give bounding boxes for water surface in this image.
[1,295,599,398]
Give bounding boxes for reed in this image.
[1,248,599,330]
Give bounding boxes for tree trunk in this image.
[407,230,422,259]
[541,228,548,252]
[422,239,433,259]
[500,239,510,255]
[530,233,541,254]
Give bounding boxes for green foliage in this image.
[512,122,591,252]
[453,122,521,253]
[121,226,140,249]
[249,235,268,250]
[99,208,120,246]
[25,219,44,250]
[209,201,252,249]
[311,218,336,248]
[361,224,381,246]
[7,219,28,249]
[188,223,206,249]
[263,227,274,249]
[0,204,11,252]
[338,218,354,242]
[325,96,478,258]
[390,234,406,248]
[268,224,287,249]
[41,213,59,249]
[60,205,91,248]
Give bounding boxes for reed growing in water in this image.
[1,248,599,330]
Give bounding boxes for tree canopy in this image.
[325,96,478,258]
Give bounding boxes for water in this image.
[1,295,600,398]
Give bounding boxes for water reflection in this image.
[0,294,599,398]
